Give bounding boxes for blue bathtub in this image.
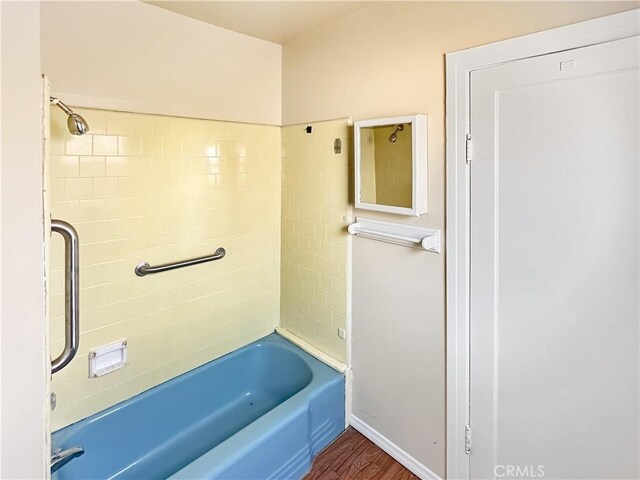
[52,333,345,479]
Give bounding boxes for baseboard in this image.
[350,415,443,480]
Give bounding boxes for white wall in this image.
[41,1,282,125]
[282,2,638,477]
[0,2,48,478]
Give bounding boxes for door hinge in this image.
[465,134,473,164]
[465,424,471,454]
[50,392,57,411]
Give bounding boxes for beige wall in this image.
[49,108,281,429]
[0,2,48,478]
[280,120,351,363]
[282,2,637,477]
[352,236,444,473]
[41,1,282,125]
[283,1,636,125]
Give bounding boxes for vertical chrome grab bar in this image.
[51,220,80,374]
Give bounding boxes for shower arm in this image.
[50,96,74,116]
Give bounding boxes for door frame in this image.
[444,9,640,480]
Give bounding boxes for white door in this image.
[470,36,639,480]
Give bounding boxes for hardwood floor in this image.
[304,427,420,480]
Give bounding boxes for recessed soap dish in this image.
[89,340,128,377]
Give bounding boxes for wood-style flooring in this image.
[304,427,420,480]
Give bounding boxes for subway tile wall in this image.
[49,108,281,430]
[280,120,351,363]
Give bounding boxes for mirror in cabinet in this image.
[354,114,427,215]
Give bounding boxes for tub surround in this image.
[49,108,281,430]
[52,334,345,480]
[280,120,352,365]
[49,109,356,433]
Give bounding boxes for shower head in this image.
[67,113,90,136]
[50,97,90,135]
[388,124,405,143]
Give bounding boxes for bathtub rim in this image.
[53,332,337,434]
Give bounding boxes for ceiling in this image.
[146,1,373,45]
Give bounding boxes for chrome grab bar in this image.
[51,220,80,374]
[135,248,226,277]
